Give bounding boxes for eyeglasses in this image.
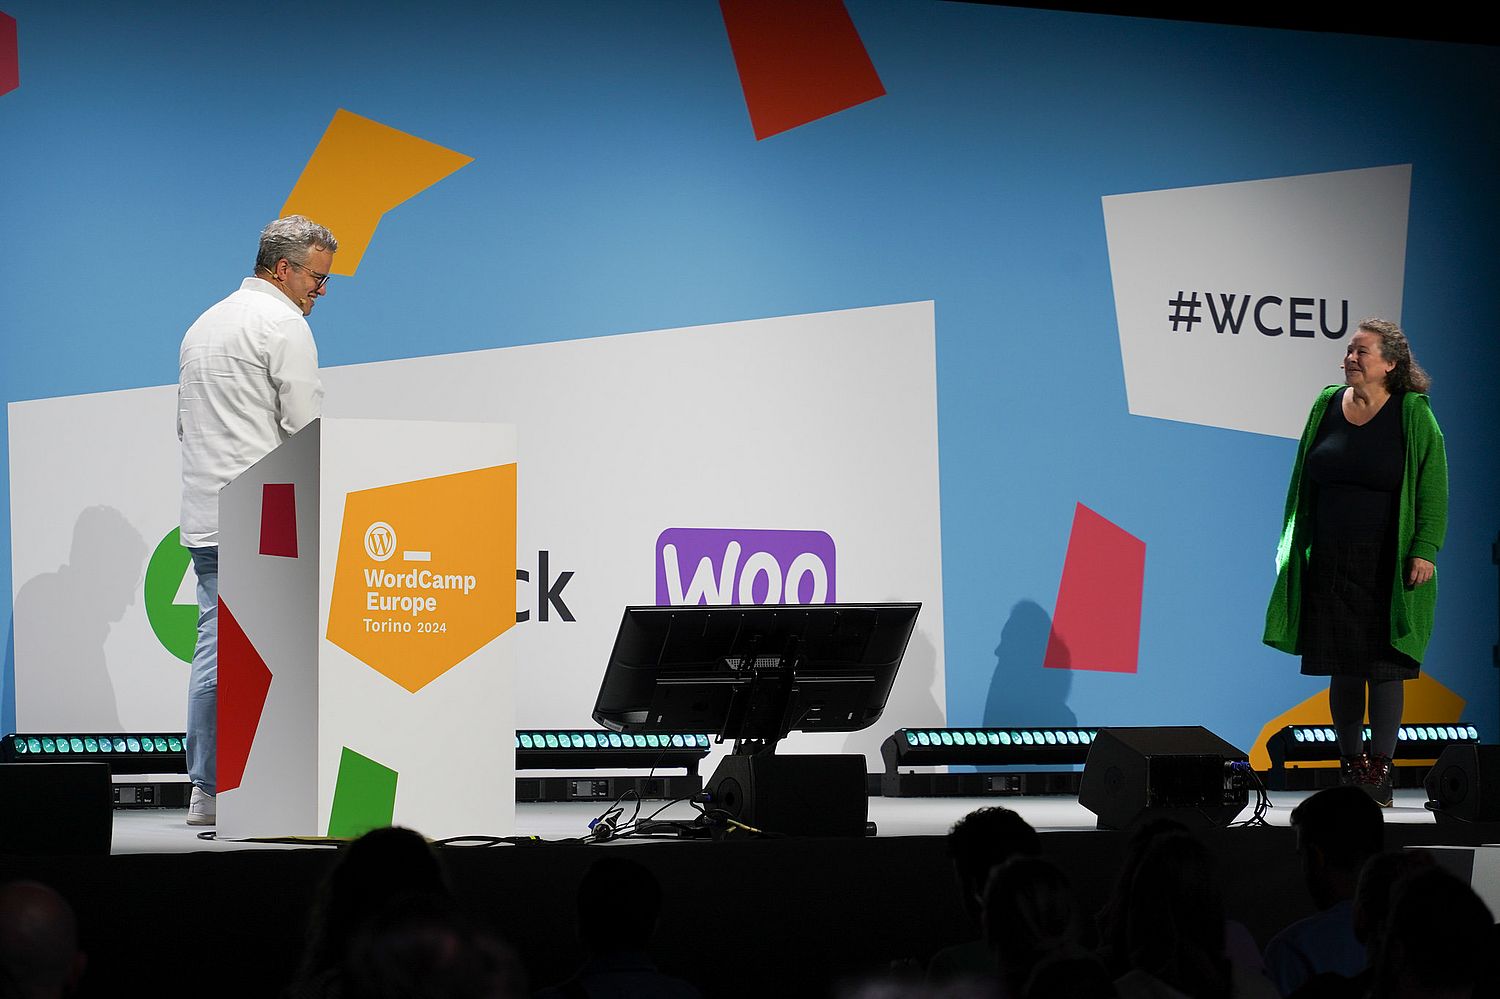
[287,259,331,290]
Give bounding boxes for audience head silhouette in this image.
[983,856,1078,997]
[0,881,86,999]
[1124,833,1231,999]
[577,856,663,955]
[300,825,451,981]
[1374,867,1494,996]
[948,806,1042,922]
[1289,785,1384,908]
[343,894,524,999]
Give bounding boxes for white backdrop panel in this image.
[1104,164,1410,439]
[8,301,945,768]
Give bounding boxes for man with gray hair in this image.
[177,215,338,826]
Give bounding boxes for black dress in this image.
[1300,388,1419,680]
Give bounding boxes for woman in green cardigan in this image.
[1263,318,1448,806]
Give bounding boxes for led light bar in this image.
[881,727,1100,772]
[2,733,188,775]
[1267,723,1480,765]
[514,730,713,772]
[1263,722,1481,791]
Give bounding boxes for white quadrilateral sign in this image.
[1103,164,1410,439]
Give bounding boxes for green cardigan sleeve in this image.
[1390,393,1448,662]
[1403,394,1448,564]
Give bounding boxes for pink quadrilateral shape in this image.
[259,483,298,558]
[1044,503,1145,673]
[1,13,18,97]
[719,0,885,140]
[217,599,273,793]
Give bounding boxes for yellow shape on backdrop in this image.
[1248,673,1466,771]
[281,108,474,275]
[327,464,516,693]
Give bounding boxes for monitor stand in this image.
[700,641,870,837]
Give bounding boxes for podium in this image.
[216,418,517,839]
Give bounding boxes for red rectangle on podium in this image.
[259,483,298,558]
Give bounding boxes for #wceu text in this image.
[1166,292,1350,338]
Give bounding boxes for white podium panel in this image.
[217,418,516,839]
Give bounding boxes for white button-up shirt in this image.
[178,276,323,546]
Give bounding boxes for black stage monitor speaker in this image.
[706,753,867,837]
[1424,744,1500,823]
[0,762,112,855]
[1079,726,1249,831]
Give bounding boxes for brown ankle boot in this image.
[1339,754,1369,786]
[1363,753,1393,806]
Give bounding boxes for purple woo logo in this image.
[655,528,836,606]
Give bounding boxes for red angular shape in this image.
[1,13,18,97]
[217,599,273,793]
[720,0,885,140]
[259,482,298,558]
[1045,503,1145,673]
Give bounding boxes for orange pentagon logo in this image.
[327,465,516,692]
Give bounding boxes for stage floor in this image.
[111,787,1444,854]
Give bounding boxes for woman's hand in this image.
[1406,557,1435,587]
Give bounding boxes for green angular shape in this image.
[144,527,198,663]
[328,747,398,839]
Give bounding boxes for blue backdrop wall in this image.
[2,1,1497,752]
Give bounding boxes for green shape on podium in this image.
[328,747,398,838]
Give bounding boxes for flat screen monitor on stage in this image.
[593,602,921,837]
[592,603,921,751]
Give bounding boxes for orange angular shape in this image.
[326,465,516,692]
[281,109,473,274]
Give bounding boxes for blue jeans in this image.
[187,545,218,795]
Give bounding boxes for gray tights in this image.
[1329,675,1404,759]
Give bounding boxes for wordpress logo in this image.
[655,528,836,606]
[364,521,397,561]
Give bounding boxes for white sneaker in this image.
[187,786,216,826]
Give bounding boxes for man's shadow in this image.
[10,506,147,730]
[983,599,1077,728]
